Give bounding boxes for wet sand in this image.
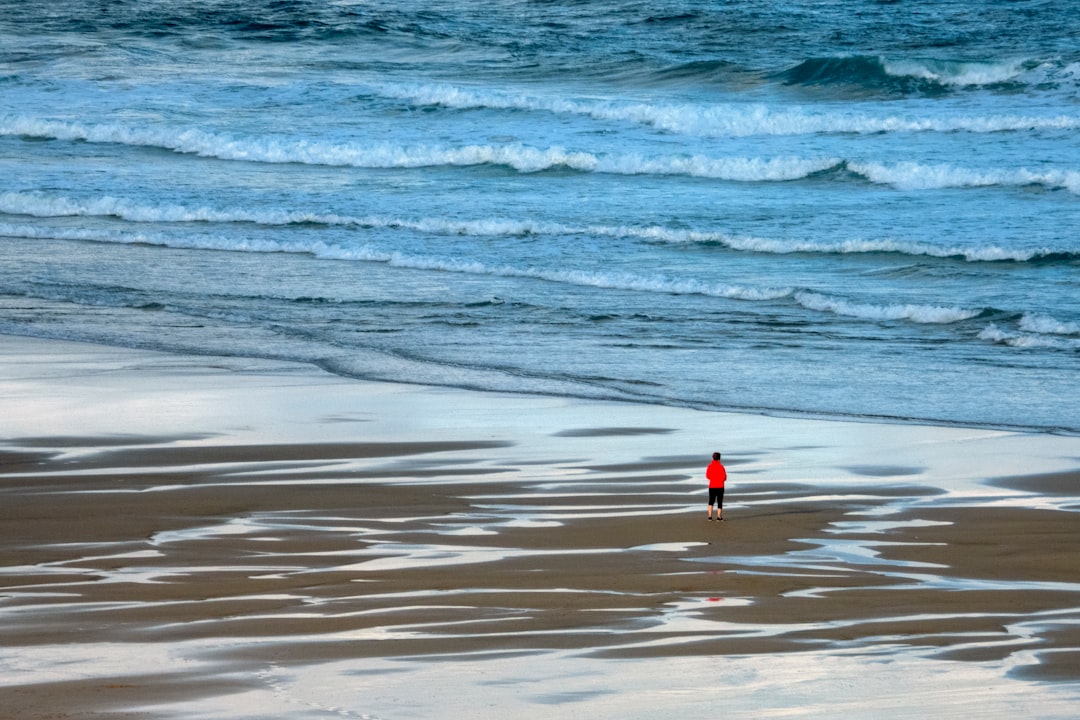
[1,336,1079,718]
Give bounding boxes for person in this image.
[706,451,726,521]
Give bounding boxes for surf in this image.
[365,82,1080,137]
[776,55,1036,95]
[8,116,1080,199]
[4,192,1077,265]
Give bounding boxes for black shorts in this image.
[708,487,725,506]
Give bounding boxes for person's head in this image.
[712,452,721,460]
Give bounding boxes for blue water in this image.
[1,1,1078,432]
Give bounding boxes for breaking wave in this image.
[368,82,1080,137]
[980,324,1080,351]
[3,192,1076,264]
[846,161,1080,194]
[1019,313,1080,336]
[4,117,1080,196]
[1,221,987,328]
[794,291,981,324]
[778,55,1034,94]
[0,115,838,178]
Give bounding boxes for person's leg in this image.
[717,488,725,520]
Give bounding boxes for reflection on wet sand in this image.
[1,337,1079,718]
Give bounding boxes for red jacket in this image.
[707,460,727,488]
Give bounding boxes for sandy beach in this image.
[2,335,1079,719]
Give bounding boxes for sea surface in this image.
[1,0,1078,433]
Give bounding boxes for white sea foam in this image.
[0,192,258,224]
[848,161,1080,194]
[2,192,1063,265]
[369,82,1080,137]
[0,191,566,234]
[8,218,981,328]
[882,58,1028,87]
[794,291,981,324]
[0,116,840,179]
[6,116,1078,195]
[1018,313,1080,336]
[593,154,840,181]
[323,245,795,302]
[980,324,1080,350]
[676,232,1046,263]
[0,116,592,171]
[0,222,293,255]
[0,221,792,303]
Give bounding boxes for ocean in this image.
[1,0,1078,433]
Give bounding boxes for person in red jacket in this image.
[706,451,727,521]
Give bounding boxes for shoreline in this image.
[2,334,1079,718]
[4,322,1074,438]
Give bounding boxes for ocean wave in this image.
[7,116,1080,197]
[846,161,1080,194]
[0,191,378,227]
[667,233,1063,263]
[0,192,673,243]
[0,116,602,172]
[0,116,843,179]
[4,192,1075,265]
[0,221,792,303]
[0,222,297,254]
[881,57,1030,88]
[980,324,1080,351]
[320,245,794,303]
[794,291,981,324]
[370,82,1080,137]
[308,247,988,329]
[0,220,1000,328]
[779,55,1031,93]
[1019,313,1080,336]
